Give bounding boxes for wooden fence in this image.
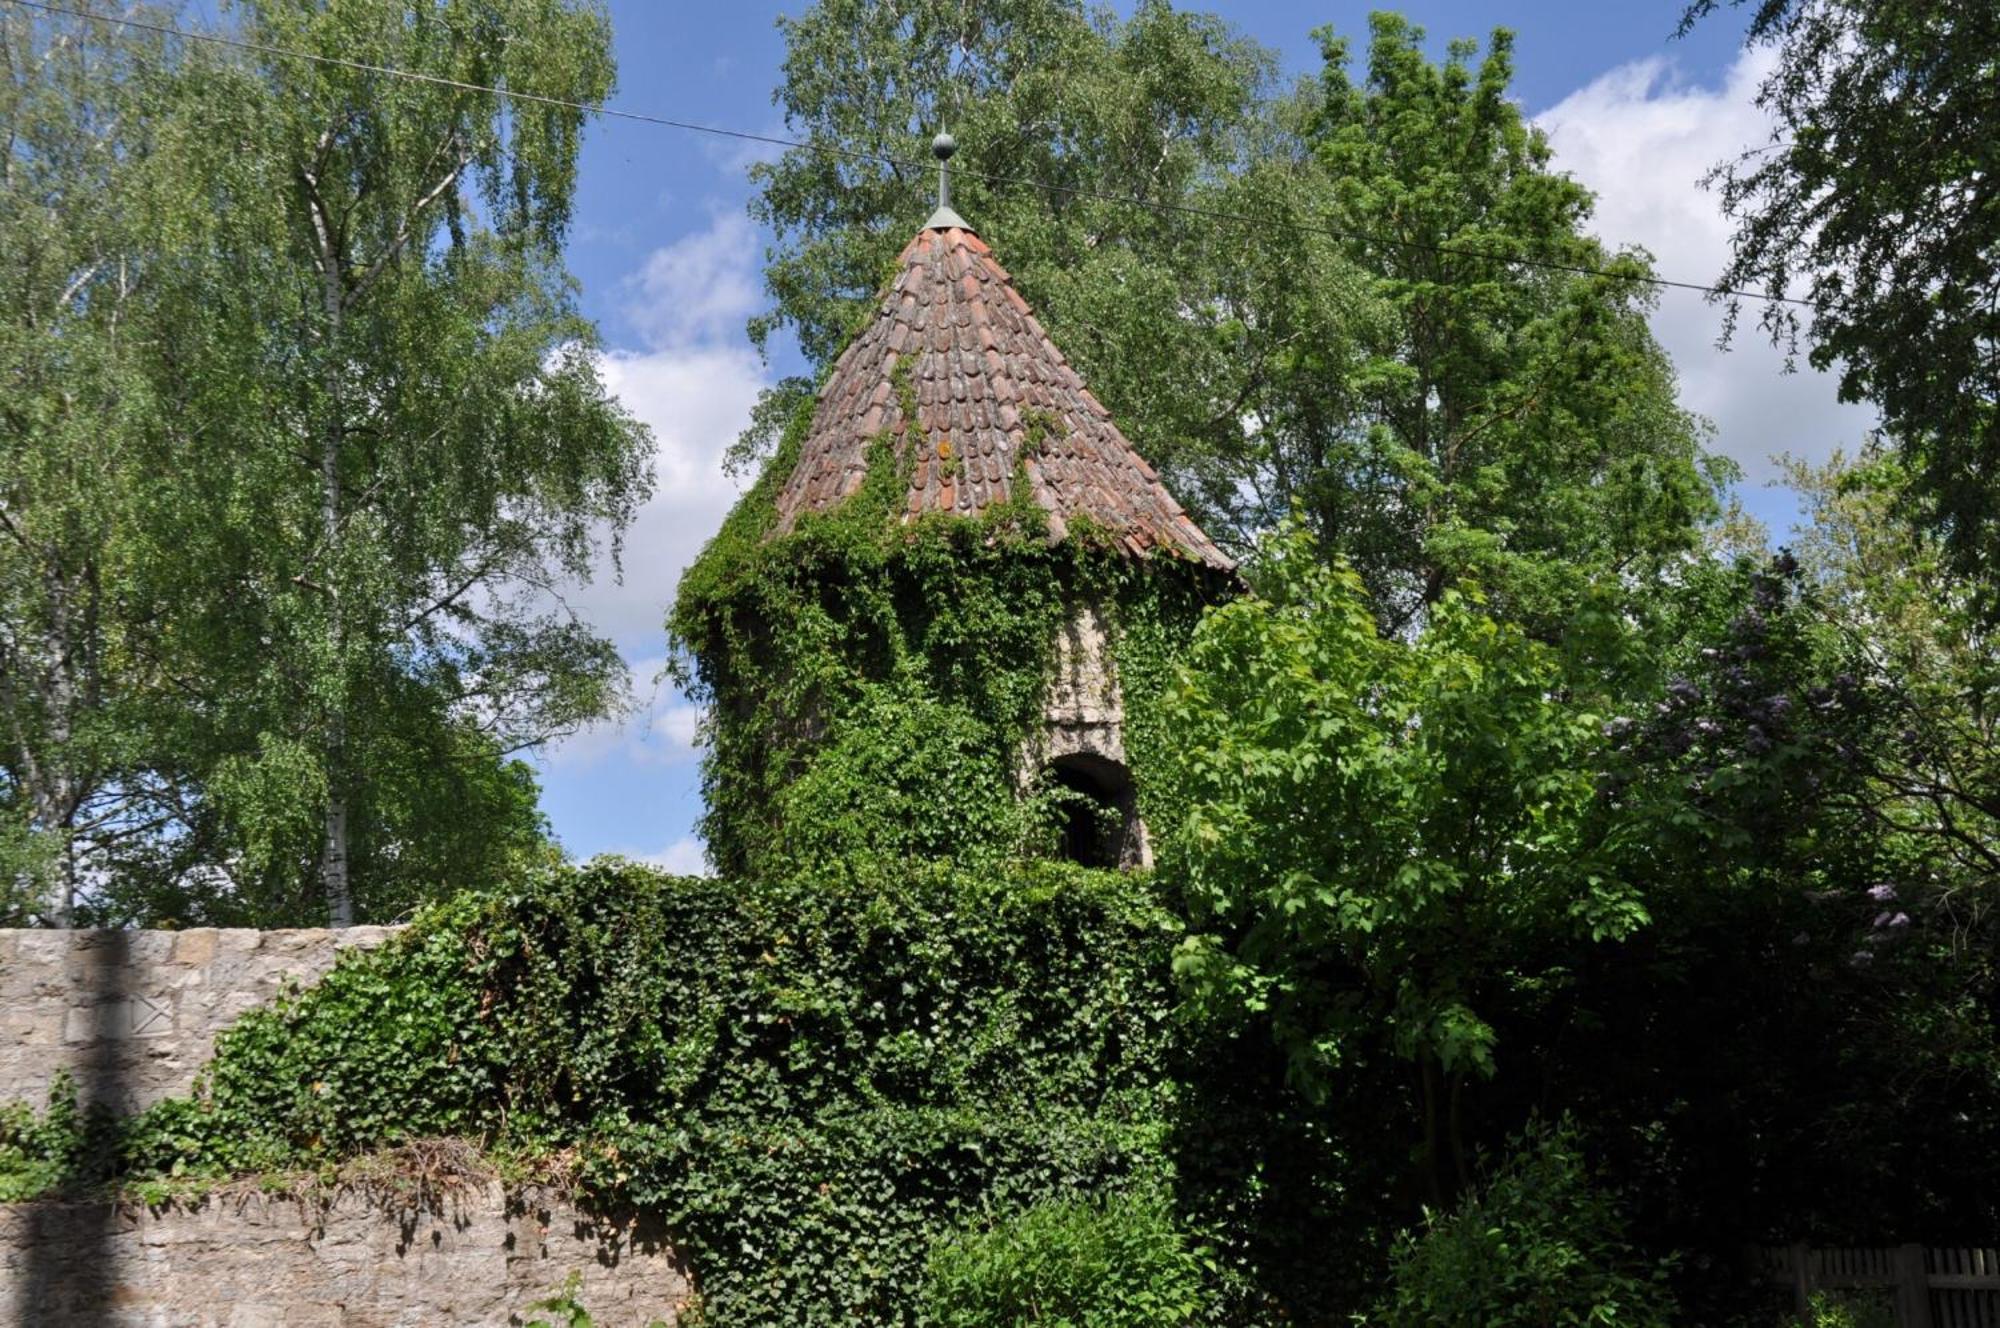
[1758,1245,2000,1327]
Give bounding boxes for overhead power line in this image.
[4,0,1816,310]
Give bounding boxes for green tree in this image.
[1686,0,2000,593]
[1285,15,1722,631]
[157,0,649,924]
[1373,1120,1674,1328]
[1530,544,2000,1293]
[0,2,187,923]
[1157,523,1644,1201]
[2,1,650,925]
[746,6,1722,631]
[740,0,1273,487]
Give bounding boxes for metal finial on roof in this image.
[924,129,971,232]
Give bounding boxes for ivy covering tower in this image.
[672,137,1235,877]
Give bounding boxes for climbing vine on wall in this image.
[1,859,1185,1327]
[668,393,1229,878]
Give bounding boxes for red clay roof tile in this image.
[772,225,1233,571]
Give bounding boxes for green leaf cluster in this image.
[2,858,1185,1327]
[1688,0,2000,598]
[921,1189,1209,1328]
[1160,522,1631,1102]
[1370,1119,1674,1328]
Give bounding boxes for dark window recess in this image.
[1047,752,1140,869]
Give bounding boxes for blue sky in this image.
[531,1,1878,870]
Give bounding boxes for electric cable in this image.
[3,0,1815,309]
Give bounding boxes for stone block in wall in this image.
[0,927,402,1113]
[0,1182,689,1326]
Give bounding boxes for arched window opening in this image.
[1047,752,1140,870]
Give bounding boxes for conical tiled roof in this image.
[772,223,1234,572]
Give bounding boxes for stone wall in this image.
[0,927,693,1324]
[0,927,401,1113]
[0,1182,689,1326]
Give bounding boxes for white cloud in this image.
[544,654,707,770]
[624,210,765,350]
[545,208,771,657]
[644,835,710,876]
[1537,47,1877,487]
[651,702,703,750]
[593,836,712,877]
[531,342,759,660]
[537,209,767,781]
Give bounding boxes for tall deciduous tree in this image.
[1687,0,2000,594]
[745,4,1722,631]
[2,1,650,926]
[152,0,649,925]
[1157,522,1643,1203]
[1288,16,1722,632]
[740,0,1274,487]
[0,3,181,924]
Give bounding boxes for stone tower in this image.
[677,137,1233,875]
[755,136,1234,868]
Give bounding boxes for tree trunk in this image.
[21,578,86,927]
[316,401,352,927]
[1419,1057,1445,1208]
[316,415,351,928]
[319,775,352,928]
[1447,1070,1470,1197]
[28,776,77,928]
[308,167,353,927]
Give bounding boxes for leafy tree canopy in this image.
[1687,0,2000,597]
[0,0,650,925]
[746,3,1724,632]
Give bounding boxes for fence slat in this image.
[1898,1244,1936,1328]
[1757,1244,2000,1327]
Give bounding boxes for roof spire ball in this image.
[925,128,970,233]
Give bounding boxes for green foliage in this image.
[0,1073,91,1201]
[1788,1291,1895,1328]
[23,859,1183,1327]
[671,384,1221,877]
[921,1190,1208,1327]
[525,1274,598,1328]
[1688,0,1999,597]
[748,2,1720,632]
[0,817,56,925]
[1371,1120,1674,1328]
[1160,523,1634,1103]
[526,1272,675,1328]
[0,0,648,926]
[1557,520,2000,1266]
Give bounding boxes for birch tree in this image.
[2,1,650,925]
[0,4,179,923]
[148,0,649,925]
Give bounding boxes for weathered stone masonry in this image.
[0,929,688,1326]
[0,1183,689,1327]
[0,926,400,1112]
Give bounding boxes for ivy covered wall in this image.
[669,397,1233,879]
[0,859,1194,1326]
